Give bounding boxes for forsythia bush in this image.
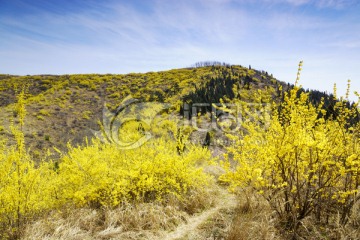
[0,90,213,238]
[56,138,212,207]
[221,65,360,231]
[0,91,57,239]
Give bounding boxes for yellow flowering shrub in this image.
[56,138,212,208]
[0,91,57,239]
[0,89,214,238]
[221,63,360,231]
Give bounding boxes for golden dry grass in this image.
[225,188,360,240]
[226,189,280,240]
[23,203,187,239]
[22,184,219,240]
[16,174,360,240]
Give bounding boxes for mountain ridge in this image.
[0,64,350,159]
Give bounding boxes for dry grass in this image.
[287,202,360,240]
[23,203,187,240]
[163,186,237,240]
[18,180,360,240]
[22,185,218,240]
[182,206,235,239]
[225,188,360,240]
[226,189,280,240]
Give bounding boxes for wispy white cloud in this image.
[0,0,359,100]
[253,0,357,8]
[281,0,311,6]
[327,40,360,48]
[315,0,358,9]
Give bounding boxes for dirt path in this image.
[162,188,237,240]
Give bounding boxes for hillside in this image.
[0,64,289,158]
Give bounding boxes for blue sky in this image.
[0,0,359,99]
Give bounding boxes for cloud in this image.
[0,0,359,100]
[283,0,311,6]
[327,40,360,49]
[315,0,358,9]
[257,0,357,8]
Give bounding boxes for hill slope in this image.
[0,64,327,158]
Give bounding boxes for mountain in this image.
[0,63,351,159]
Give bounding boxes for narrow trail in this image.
[162,188,237,240]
